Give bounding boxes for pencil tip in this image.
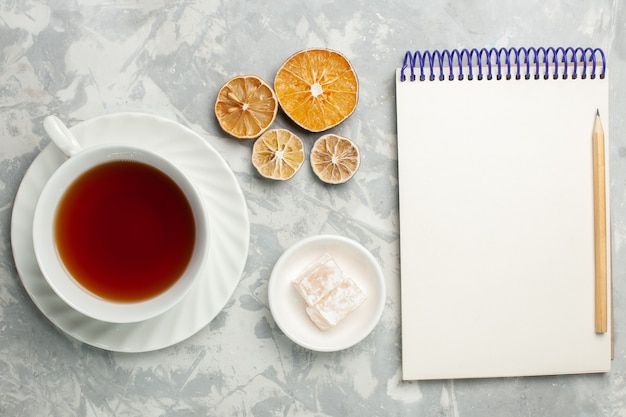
[597,109,600,117]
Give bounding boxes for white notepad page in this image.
[396,62,611,380]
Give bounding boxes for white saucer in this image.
[11,112,250,352]
[268,235,386,352]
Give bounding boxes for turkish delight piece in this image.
[292,253,344,306]
[305,277,366,331]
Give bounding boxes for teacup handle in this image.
[43,115,83,158]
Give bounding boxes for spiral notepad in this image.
[396,47,611,380]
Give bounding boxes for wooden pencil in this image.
[593,109,607,334]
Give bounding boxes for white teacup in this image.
[32,115,209,323]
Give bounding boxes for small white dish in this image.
[268,234,386,352]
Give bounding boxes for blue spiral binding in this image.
[399,47,606,82]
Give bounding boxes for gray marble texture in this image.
[1,0,626,416]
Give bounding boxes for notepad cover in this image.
[396,58,611,380]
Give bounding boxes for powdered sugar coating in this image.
[305,278,366,331]
[292,253,344,306]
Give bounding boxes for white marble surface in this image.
[1,0,625,415]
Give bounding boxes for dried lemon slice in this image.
[252,129,304,180]
[310,134,360,184]
[274,48,358,132]
[214,75,278,139]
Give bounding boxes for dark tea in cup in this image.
[55,159,196,302]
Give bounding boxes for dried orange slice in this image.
[252,129,304,180]
[310,134,360,184]
[274,48,358,132]
[214,75,278,139]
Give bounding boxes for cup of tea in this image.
[32,115,209,323]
